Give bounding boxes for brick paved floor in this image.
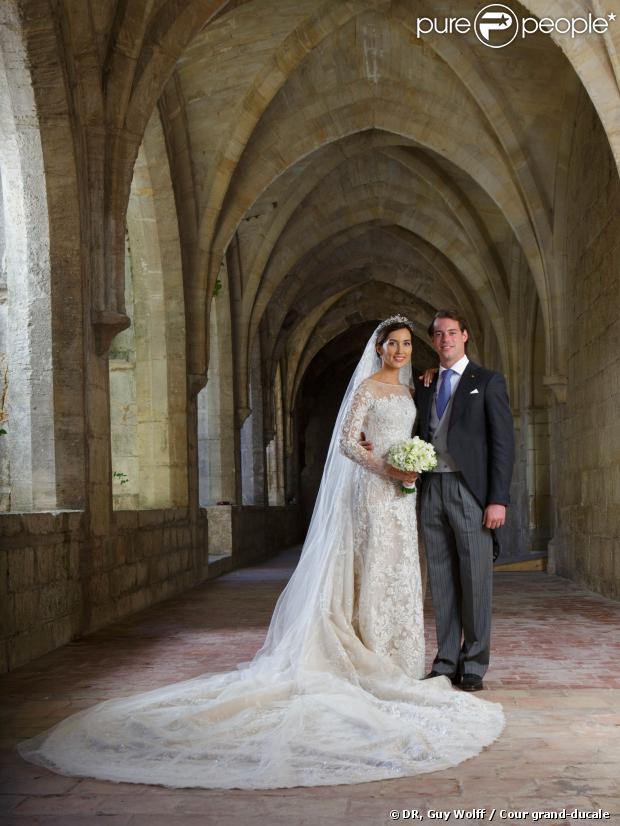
[1,548,619,825]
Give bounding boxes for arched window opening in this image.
[109,114,188,510]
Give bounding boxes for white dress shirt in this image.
[432,355,469,472]
[438,354,469,399]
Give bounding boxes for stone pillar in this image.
[198,262,236,505]
[109,237,139,510]
[240,341,266,505]
[525,405,552,552]
[0,35,56,510]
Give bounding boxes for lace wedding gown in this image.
[338,378,425,678]
[19,363,504,790]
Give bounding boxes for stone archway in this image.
[110,111,189,511]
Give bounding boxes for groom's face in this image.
[431,317,468,366]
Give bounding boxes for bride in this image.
[18,316,504,790]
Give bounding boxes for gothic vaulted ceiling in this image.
[110,0,619,410]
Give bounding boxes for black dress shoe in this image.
[423,671,461,686]
[460,674,484,692]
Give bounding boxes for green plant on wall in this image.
[213,277,222,297]
[113,470,129,485]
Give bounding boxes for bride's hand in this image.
[386,466,418,486]
[359,431,374,452]
[419,367,438,387]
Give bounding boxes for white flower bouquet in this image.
[387,436,438,493]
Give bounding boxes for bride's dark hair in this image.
[375,320,415,359]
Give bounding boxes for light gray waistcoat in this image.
[429,390,460,473]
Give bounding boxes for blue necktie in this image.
[436,368,454,420]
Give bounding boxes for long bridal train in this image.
[18,322,504,790]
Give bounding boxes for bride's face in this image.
[377,328,412,369]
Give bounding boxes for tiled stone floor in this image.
[1,548,619,826]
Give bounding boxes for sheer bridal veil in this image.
[253,315,414,670]
[18,317,504,790]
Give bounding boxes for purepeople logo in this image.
[416,3,616,49]
[475,5,518,48]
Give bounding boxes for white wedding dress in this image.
[339,378,425,677]
[18,324,504,790]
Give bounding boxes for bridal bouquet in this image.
[387,437,438,493]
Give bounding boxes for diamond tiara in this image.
[376,314,413,333]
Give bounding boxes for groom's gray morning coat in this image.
[413,360,515,678]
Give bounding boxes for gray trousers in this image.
[420,472,493,678]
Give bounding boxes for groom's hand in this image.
[359,431,374,451]
[483,504,506,530]
[419,367,438,387]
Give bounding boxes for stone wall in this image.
[1,505,304,673]
[553,88,620,599]
[82,508,207,633]
[1,511,83,672]
[1,508,208,673]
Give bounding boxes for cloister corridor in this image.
[1,548,619,824]
[1,0,620,821]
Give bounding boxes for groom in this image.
[414,309,514,692]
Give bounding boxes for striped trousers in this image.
[420,472,494,678]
